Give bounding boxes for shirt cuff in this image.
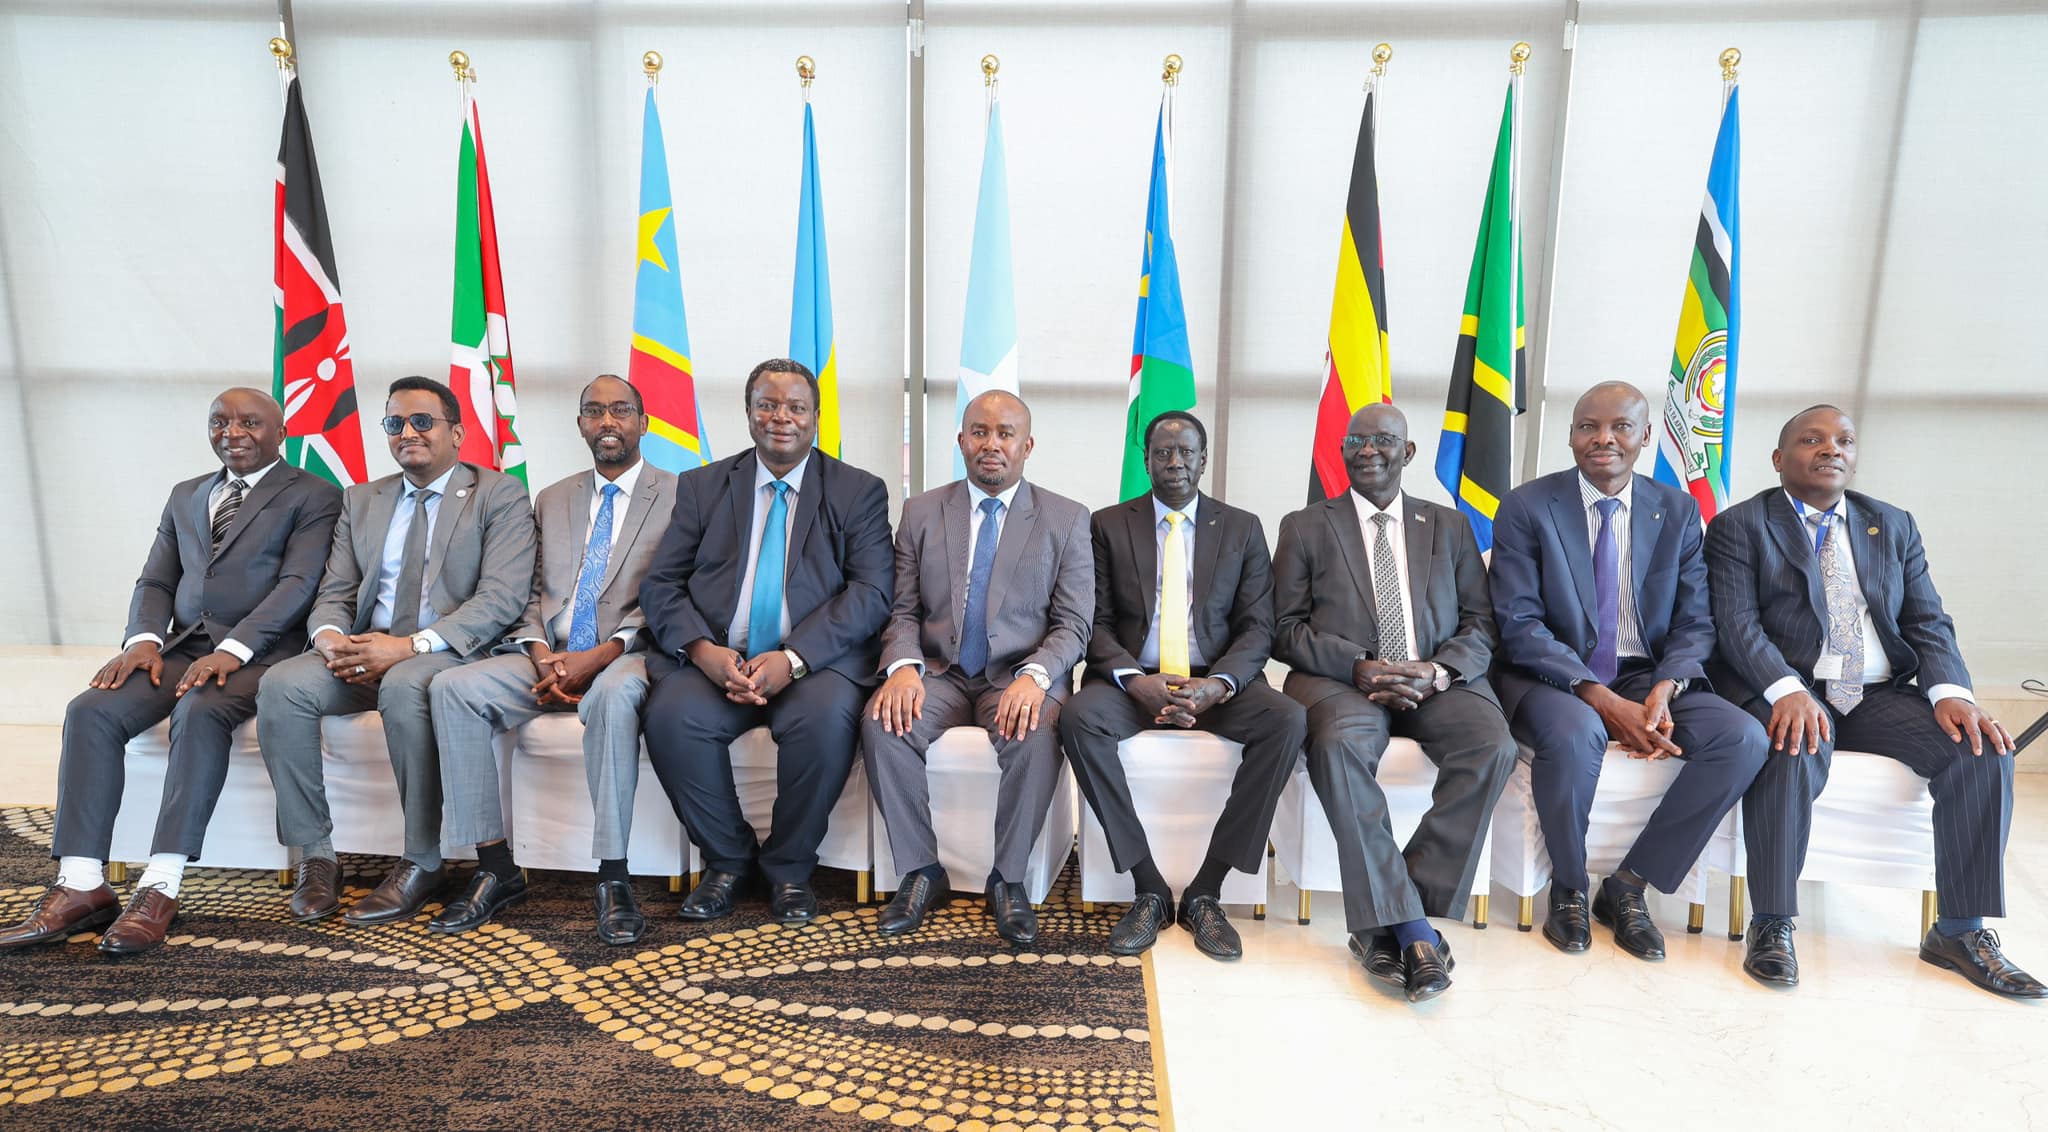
[886,658,924,677]
[610,629,638,646]
[1925,683,1974,706]
[122,633,164,651]
[311,624,346,645]
[218,638,255,664]
[1213,673,1239,695]
[419,630,450,654]
[1113,667,1142,690]
[1762,675,1807,705]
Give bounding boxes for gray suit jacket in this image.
[506,464,678,651]
[306,461,536,659]
[880,479,1094,698]
[127,465,342,662]
[1272,491,1499,709]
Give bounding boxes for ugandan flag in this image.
[1307,87,1391,503]
[448,87,525,483]
[1653,85,1740,522]
[273,75,366,487]
[1436,81,1524,551]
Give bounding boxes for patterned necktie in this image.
[746,481,793,658]
[1590,497,1623,685]
[1811,509,1865,713]
[1159,512,1191,677]
[210,478,248,554]
[1369,512,1409,663]
[958,497,1003,678]
[390,488,437,637]
[567,483,621,652]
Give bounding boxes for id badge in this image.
[1812,653,1845,682]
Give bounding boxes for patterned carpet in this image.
[0,807,1169,1130]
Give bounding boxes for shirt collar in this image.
[755,451,811,493]
[1152,493,1198,526]
[221,459,281,489]
[1348,489,1405,524]
[969,479,1022,513]
[1785,490,1848,524]
[596,459,644,499]
[1578,472,1633,512]
[405,464,458,500]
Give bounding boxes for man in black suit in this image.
[0,389,339,956]
[1058,411,1305,960]
[1490,382,1768,963]
[640,358,894,926]
[1273,403,1515,1002]
[1706,404,2035,996]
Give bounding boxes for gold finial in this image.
[269,37,294,70]
[643,51,664,81]
[1162,54,1183,85]
[981,54,1000,85]
[1719,47,1741,82]
[1371,42,1393,77]
[449,49,473,83]
[1509,41,1532,75]
[797,55,816,88]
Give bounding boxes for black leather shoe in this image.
[987,880,1038,947]
[1744,917,1799,987]
[343,860,447,926]
[1920,927,2048,999]
[1108,893,1172,956]
[1351,931,1404,986]
[428,870,528,934]
[677,869,742,922]
[1543,887,1591,953]
[770,882,818,925]
[1402,938,1455,1003]
[594,880,645,946]
[1175,894,1242,960]
[1592,882,1666,961]
[877,868,950,936]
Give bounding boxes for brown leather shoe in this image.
[98,886,178,956]
[343,860,446,925]
[290,857,342,922]
[0,884,118,951]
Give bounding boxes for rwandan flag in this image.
[1436,79,1525,551]
[630,86,710,473]
[790,98,840,458]
[1119,91,1195,502]
[448,85,524,483]
[1306,85,1391,503]
[1655,85,1740,522]
[953,90,1017,478]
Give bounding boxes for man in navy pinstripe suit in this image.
[1705,405,2036,997]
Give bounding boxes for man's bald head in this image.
[1568,381,1652,492]
[958,389,1035,492]
[1572,381,1649,427]
[1343,402,1415,505]
[1349,402,1409,441]
[964,389,1031,433]
[207,388,286,475]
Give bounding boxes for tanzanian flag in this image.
[631,87,711,473]
[1307,87,1391,503]
[447,88,524,483]
[1654,85,1740,522]
[1436,81,1524,551]
[1120,94,1195,501]
[790,99,840,458]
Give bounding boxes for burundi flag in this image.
[448,89,524,483]
[1655,85,1740,522]
[631,87,711,473]
[1436,81,1525,551]
[273,75,366,487]
[1120,94,1195,502]
[790,99,840,458]
[954,97,1018,478]
[1307,86,1391,504]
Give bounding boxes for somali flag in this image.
[790,100,841,458]
[1120,96,1196,502]
[954,99,1018,478]
[629,87,710,473]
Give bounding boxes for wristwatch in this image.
[1020,665,1052,692]
[783,649,809,680]
[1430,663,1452,692]
[409,632,434,656]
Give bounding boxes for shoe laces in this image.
[125,882,170,911]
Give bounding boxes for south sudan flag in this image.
[1306,87,1390,503]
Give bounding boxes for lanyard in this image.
[1789,497,1836,558]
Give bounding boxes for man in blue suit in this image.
[1706,405,2035,996]
[1490,381,1766,962]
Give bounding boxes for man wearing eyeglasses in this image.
[1272,403,1514,1002]
[423,375,677,942]
[640,358,893,925]
[257,376,536,927]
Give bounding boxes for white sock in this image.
[56,856,106,892]
[136,853,187,899]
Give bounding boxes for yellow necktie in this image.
[1160,512,1191,678]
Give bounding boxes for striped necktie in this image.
[210,478,249,554]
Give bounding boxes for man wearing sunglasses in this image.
[257,376,536,927]
[425,375,677,943]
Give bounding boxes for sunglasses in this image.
[381,413,458,436]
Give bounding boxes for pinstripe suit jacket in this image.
[1702,486,1971,705]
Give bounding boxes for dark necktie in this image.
[1590,496,1622,685]
[958,497,1003,678]
[390,488,437,637]
[210,477,248,554]
[567,483,621,652]
[1368,512,1409,662]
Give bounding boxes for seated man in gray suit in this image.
[1273,403,1515,1003]
[0,389,339,957]
[427,375,677,942]
[257,376,535,928]
[863,390,1093,946]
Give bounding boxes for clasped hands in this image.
[1123,673,1229,728]
[313,630,415,685]
[1577,679,1682,759]
[528,638,628,706]
[687,640,796,707]
[1352,657,1440,712]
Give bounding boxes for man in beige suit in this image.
[862,390,1094,945]
[427,375,678,942]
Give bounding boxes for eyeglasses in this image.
[1341,432,1403,452]
[381,413,458,436]
[750,398,815,420]
[579,402,641,421]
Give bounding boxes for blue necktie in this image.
[747,481,792,658]
[567,483,620,652]
[1590,496,1622,685]
[958,497,1003,678]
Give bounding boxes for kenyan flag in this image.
[448,90,524,484]
[273,75,366,487]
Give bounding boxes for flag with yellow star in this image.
[630,86,710,472]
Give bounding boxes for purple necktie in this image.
[1590,497,1622,685]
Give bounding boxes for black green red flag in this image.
[273,75,366,487]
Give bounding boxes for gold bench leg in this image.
[1252,903,1266,921]
[1517,895,1534,932]
[1081,901,1096,914]
[278,868,294,889]
[687,870,700,894]
[1687,903,1705,934]
[1921,890,1938,940]
[107,862,129,885]
[1472,895,1489,930]
[1727,877,1747,941]
[668,875,683,893]
[856,870,871,905]
[1297,890,1312,925]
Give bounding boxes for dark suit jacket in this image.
[1488,469,1713,718]
[1083,492,1274,692]
[640,448,894,687]
[1272,490,1498,710]
[1703,486,1970,704]
[126,465,341,662]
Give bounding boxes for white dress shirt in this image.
[728,454,810,654]
[313,464,457,653]
[1113,496,1233,692]
[1761,492,1973,707]
[1579,473,1649,660]
[124,459,283,663]
[1349,489,1419,662]
[888,479,1025,678]
[538,460,645,649]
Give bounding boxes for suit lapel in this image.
[189,471,221,556]
[1402,495,1436,649]
[1547,477,1598,632]
[358,477,402,617]
[422,463,478,594]
[1190,495,1223,639]
[1125,496,1159,626]
[1848,498,1889,614]
[210,467,292,562]
[1764,490,1827,618]
[1630,482,1663,598]
[1322,497,1379,645]
[784,450,825,580]
[985,481,1038,625]
[943,482,971,618]
[599,470,657,595]
[560,472,595,602]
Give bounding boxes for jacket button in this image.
[205,569,215,579]
[202,610,213,618]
